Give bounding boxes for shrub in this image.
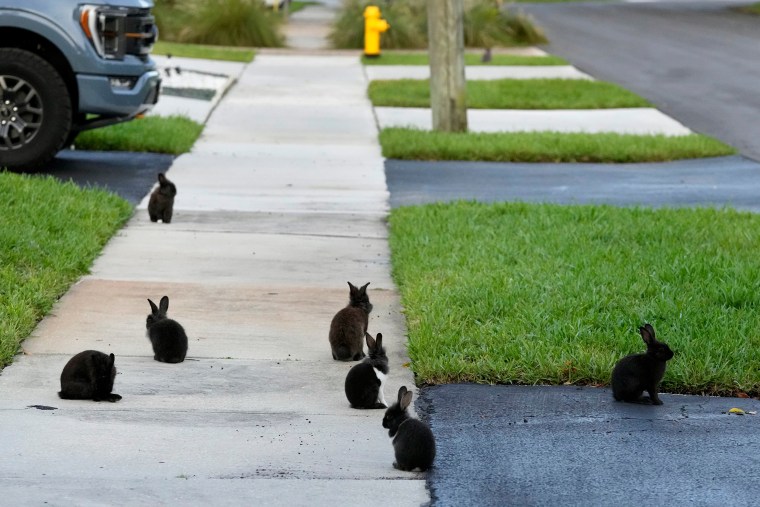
[329,0,547,50]
[153,0,285,47]
[465,0,547,47]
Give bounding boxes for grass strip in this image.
[152,41,255,62]
[362,53,568,66]
[74,116,203,155]
[288,1,321,14]
[389,201,760,396]
[369,78,651,109]
[379,128,737,163]
[0,173,132,369]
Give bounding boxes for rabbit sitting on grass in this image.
[58,350,122,402]
[382,386,436,472]
[611,323,674,405]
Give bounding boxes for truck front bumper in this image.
[77,70,161,116]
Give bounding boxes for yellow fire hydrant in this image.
[363,6,389,58]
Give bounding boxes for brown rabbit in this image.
[148,172,176,223]
[611,323,674,405]
[329,282,372,361]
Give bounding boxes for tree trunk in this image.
[427,0,467,132]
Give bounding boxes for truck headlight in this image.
[80,5,127,60]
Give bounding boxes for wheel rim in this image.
[0,75,43,151]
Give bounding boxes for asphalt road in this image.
[408,2,760,505]
[419,385,760,507]
[386,155,760,211]
[40,150,174,205]
[521,0,760,162]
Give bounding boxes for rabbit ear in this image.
[644,323,656,339]
[359,282,370,294]
[375,332,383,349]
[640,324,655,345]
[400,390,413,410]
[148,299,159,314]
[397,386,408,403]
[108,353,115,368]
[365,332,376,349]
[159,296,169,314]
[347,281,358,294]
[158,173,167,185]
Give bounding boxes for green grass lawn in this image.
[152,41,255,62]
[369,79,651,109]
[362,53,568,66]
[0,173,132,368]
[380,128,736,163]
[73,116,203,155]
[735,2,760,14]
[389,201,760,396]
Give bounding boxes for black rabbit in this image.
[58,350,122,402]
[611,323,674,405]
[382,386,436,472]
[146,295,188,363]
[345,332,389,409]
[148,172,176,223]
[329,282,372,361]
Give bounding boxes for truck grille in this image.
[124,10,157,58]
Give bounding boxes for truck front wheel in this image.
[0,48,72,170]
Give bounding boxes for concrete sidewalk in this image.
[0,55,427,505]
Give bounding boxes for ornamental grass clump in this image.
[330,0,546,49]
[153,0,285,47]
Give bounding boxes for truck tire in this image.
[0,48,72,170]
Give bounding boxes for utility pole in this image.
[427,0,467,132]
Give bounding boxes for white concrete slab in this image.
[88,229,395,288]
[127,211,389,238]
[0,406,413,480]
[152,190,389,214]
[190,141,383,159]
[0,479,429,507]
[0,356,416,414]
[157,150,388,190]
[364,65,592,81]
[375,106,694,136]
[138,151,390,213]
[22,280,406,361]
[201,103,379,145]
[222,55,370,106]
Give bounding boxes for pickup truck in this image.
[0,0,160,169]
